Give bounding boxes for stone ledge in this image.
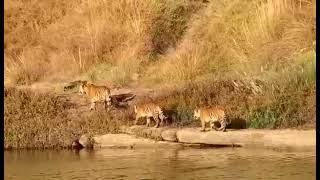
[91,126,315,150]
[176,128,316,149]
[92,133,182,149]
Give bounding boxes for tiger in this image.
[193,107,231,132]
[134,103,167,128]
[79,81,112,111]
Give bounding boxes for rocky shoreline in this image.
[81,126,316,151]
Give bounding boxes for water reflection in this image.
[4,147,315,180]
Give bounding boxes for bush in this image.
[4,87,132,149]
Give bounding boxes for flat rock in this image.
[93,133,181,149]
[176,128,316,149]
[114,126,316,150]
[120,125,166,140]
[161,129,178,142]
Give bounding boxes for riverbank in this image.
[89,125,316,151]
[4,86,316,150]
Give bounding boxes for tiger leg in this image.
[104,96,111,111]
[160,114,167,127]
[218,121,227,132]
[104,100,107,111]
[153,114,159,128]
[134,115,139,125]
[104,100,111,112]
[160,117,164,127]
[200,119,206,132]
[90,100,96,110]
[146,117,151,127]
[158,114,165,127]
[210,121,218,131]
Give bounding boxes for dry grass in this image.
[154,0,315,83]
[4,87,133,149]
[4,0,315,84]
[4,0,203,85]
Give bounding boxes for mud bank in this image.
[90,126,316,150]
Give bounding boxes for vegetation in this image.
[4,0,204,85]
[4,0,315,148]
[4,87,132,149]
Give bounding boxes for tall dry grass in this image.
[154,0,315,83]
[4,0,203,85]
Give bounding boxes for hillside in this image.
[4,0,316,149]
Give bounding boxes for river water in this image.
[4,147,315,180]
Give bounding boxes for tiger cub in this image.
[194,107,230,132]
[134,103,167,128]
[79,81,112,111]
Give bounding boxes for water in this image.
[4,147,315,180]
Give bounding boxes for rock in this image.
[120,125,165,141]
[110,93,136,108]
[110,126,316,150]
[161,129,178,142]
[176,128,316,149]
[92,133,182,149]
[176,128,245,146]
[93,134,156,149]
[79,134,93,148]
